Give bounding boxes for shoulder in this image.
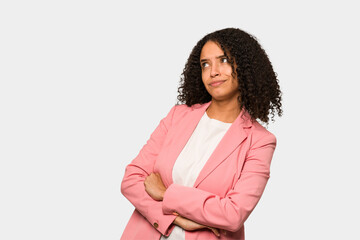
[164,102,206,127]
[173,102,203,111]
[161,103,193,124]
[173,103,190,112]
[249,120,277,148]
[172,102,202,117]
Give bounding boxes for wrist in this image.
[161,189,166,200]
[173,216,184,226]
[173,216,180,226]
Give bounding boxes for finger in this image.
[209,227,220,237]
[144,178,149,186]
[172,212,179,216]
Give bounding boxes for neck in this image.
[206,98,241,123]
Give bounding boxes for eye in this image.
[201,62,209,68]
[221,57,228,63]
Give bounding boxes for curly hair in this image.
[176,27,283,125]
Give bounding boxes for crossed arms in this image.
[121,105,276,236]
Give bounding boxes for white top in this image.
[160,111,232,240]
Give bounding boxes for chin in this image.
[210,95,229,101]
[210,92,240,102]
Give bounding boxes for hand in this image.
[173,213,220,238]
[144,172,167,201]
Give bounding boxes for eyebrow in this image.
[200,55,227,63]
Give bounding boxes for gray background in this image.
[1,0,359,239]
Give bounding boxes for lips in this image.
[209,80,226,87]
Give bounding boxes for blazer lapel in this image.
[164,101,211,186]
[164,100,253,188]
[193,103,253,188]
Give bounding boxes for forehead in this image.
[200,41,224,58]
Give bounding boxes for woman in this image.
[120,27,282,240]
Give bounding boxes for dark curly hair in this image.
[176,27,283,125]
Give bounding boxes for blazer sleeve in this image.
[121,105,177,236]
[162,132,277,232]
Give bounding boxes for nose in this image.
[210,62,220,78]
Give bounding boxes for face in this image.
[200,41,239,102]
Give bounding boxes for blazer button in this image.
[154,222,159,228]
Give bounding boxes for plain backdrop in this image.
[1,0,359,239]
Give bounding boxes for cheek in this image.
[201,71,207,84]
[231,77,239,88]
[224,66,233,76]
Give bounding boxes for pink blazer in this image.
[120,100,277,240]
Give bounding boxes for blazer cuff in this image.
[146,200,177,236]
[162,183,184,215]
